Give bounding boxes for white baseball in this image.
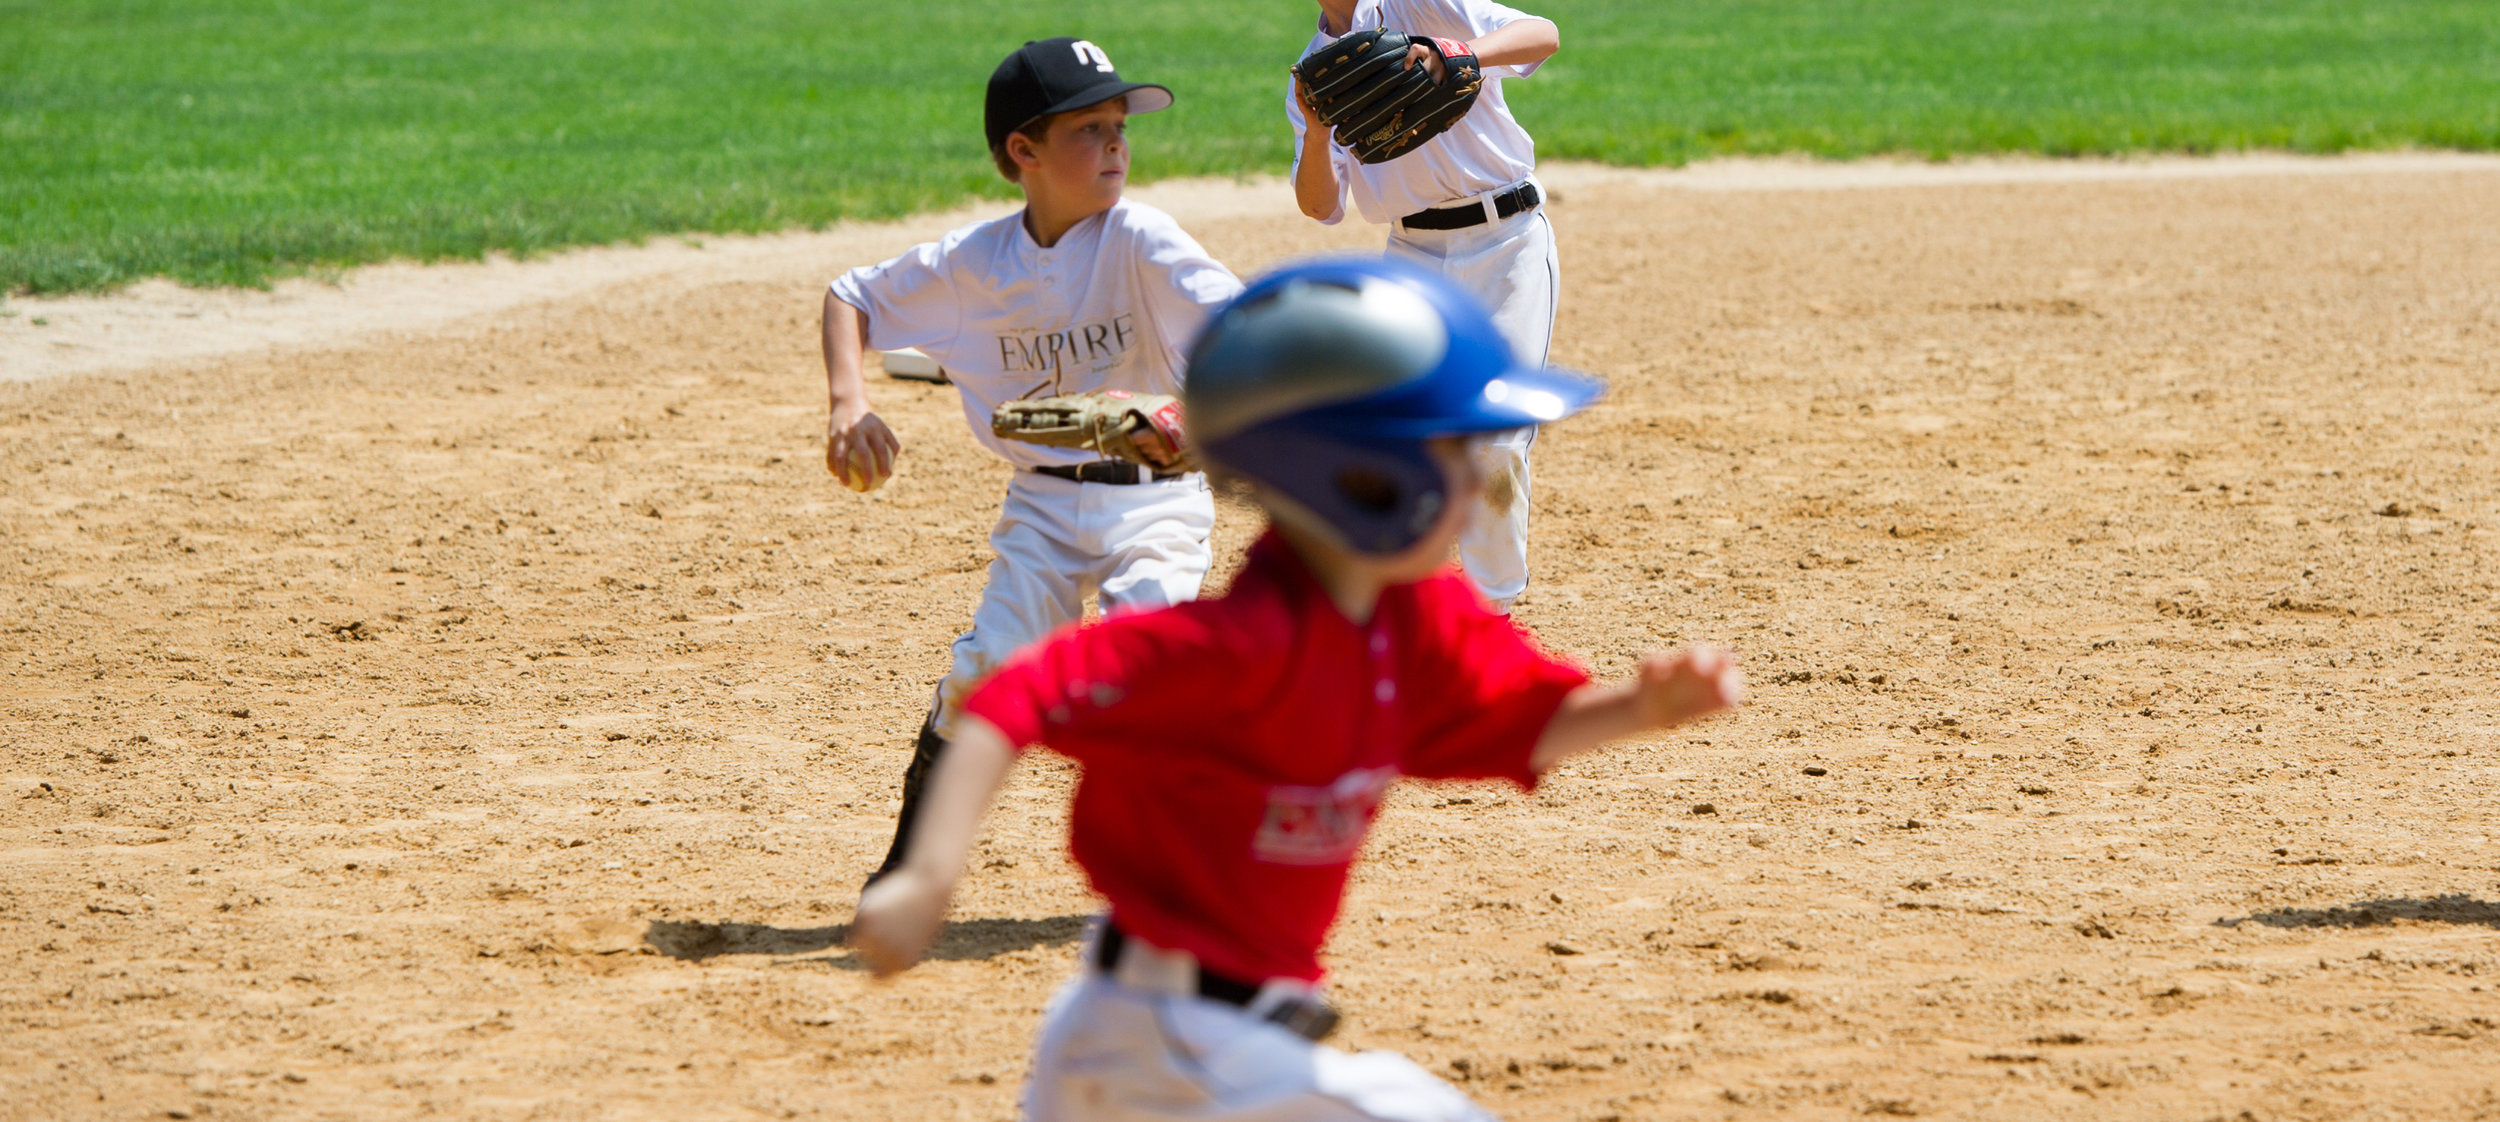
[842,449,889,493]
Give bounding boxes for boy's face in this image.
[1015,100,1130,211]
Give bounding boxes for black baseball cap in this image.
[984,37,1174,150]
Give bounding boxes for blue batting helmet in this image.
[1183,256,1603,555]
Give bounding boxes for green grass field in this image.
[5,0,2496,294]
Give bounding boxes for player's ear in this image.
[1006,128,1044,174]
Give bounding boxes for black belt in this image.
[1034,461,1186,485]
[1094,924,1341,1041]
[1399,181,1541,231]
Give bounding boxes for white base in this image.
[880,347,947,382]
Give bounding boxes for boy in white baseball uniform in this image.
[823,38,1243,886]
[1288,0,1561,612]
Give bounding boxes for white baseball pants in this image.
[1386,185,1558,613]
[1021,931,1499,1122]
[928,469,1214,738]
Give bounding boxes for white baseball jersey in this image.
[829,199,1242,468]
[1289,0,1551,225]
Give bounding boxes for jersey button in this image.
[1375,679,1395,704]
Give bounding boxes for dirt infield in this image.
[4,160,2498,1121]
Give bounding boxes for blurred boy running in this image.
[852,257,1744,1121]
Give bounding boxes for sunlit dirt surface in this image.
[4,163,2498,1121]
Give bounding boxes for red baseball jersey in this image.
[963,531,1590,983]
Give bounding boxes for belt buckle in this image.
[1263,997,1341,1042]
[1493,181,1535,220]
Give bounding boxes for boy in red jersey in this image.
[852,257,1744,1121]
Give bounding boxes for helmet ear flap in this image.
[1210,425,1450,555]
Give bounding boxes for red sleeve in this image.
[961,600,1250,761]
[1398,578,1590,788]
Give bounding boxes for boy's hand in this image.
[1292,73,1325,124]
[1636,646,1745,729]
[828,406,900,492]
[850,866,951,977]
[1132,426,1180,469]
[1404,42,1448,84]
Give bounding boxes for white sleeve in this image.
[1285,84,1351,226]
[1446,0,1549,79]
[1132,220,1243,384]
[827,239,960,353]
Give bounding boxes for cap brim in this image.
[1047,81,1172,118]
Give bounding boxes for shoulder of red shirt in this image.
[963,528,1580,750]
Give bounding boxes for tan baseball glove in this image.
[991,391,1197,472]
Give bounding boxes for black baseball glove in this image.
[1293,29,1483,165]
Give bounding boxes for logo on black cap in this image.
[986,37,1175,151]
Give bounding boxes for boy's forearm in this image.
[848,717,1016,977]
[1529,682,1646,772]
[1293,136,1341,221]
[895,717,1018,887]
[1531,647,1745,772]
[1470,18,1560,69]
[822,292,873,410]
